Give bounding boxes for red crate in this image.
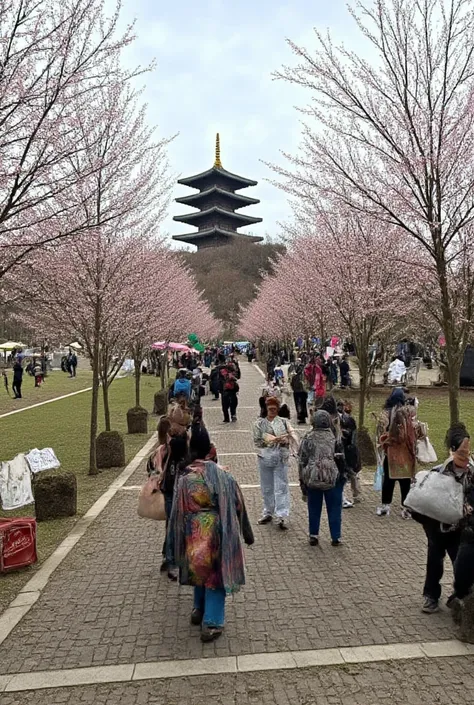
[0,518,37,573]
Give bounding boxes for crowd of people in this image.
[144,345,474,644]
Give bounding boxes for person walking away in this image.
[69,352,78,377]
[298,410,346,546]
[12,359,23,399]
[209,364,220,400]
[33,358,43,387]
[376,388,416,517]
[221,367,239,423]
[167,427,254,642]
[289,361,308,425]
[169,369,192,402]
[266,353,277,380]
[410,424,474,614]
[339,401,362,505]
[158,432,188,581]
[253,396,298,531]
[339,355,351,389]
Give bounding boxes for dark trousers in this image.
[381,458,411,505]
[423,524,460,600]
[222,392,238,422]
[293,391,308,423]
[454,540,474,599]
[12,379,22,398]
[162,494,174,563]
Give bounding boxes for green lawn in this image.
[0,368,93,415]
[0,373,161,611]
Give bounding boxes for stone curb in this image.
[1,639,473,693]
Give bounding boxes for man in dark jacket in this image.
[290,362,307,425]
[12,359,23,399]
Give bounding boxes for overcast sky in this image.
[111,0,356,247]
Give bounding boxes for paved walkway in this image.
[0,362,472,703]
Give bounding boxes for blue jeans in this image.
[258,459,290,518]
[307,483,344,541]
[193,587,226,627]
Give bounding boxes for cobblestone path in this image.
[0,362,472,703]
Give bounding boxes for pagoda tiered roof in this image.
[172,134,263,250]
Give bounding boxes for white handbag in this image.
[404,469,464,525]
[416,437,437,464]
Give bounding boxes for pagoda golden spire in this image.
[214,132,222,168]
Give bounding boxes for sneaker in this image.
[422,597,439,614]
[343,498,354,509]
[231,416,237,422]
[401,508,411,520]
[376,504,391,516]
[278,519,289,531]
[353,496,362,504]
[222,419,230,424]
[309,536,319,546]
[200,626,223,643]
[258,515,272,525]
[446,593,457,608]
[331,539,342,546]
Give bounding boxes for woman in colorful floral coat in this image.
[167,427,254,643]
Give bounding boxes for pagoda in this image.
[172,134,263,250]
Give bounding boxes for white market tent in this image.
[0,341,26,350]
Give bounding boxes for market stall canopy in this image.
[0,341,26,350]
[152,342,192,352]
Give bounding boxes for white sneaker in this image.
[376,504,391,516]
[342,498,354,509]
[401,508,411,520]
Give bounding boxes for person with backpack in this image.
[169,369,192,402]
[298,409,346,546]
[221,365,239,423]
[253,396,298,531]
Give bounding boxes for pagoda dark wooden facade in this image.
[173,134,263,250]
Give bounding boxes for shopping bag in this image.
[0,518,37,573]
[404,469,464,525]
[137,477,166,521]
[416,437,437,464]
[373,464,383,492]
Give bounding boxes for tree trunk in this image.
[435,244,461,424]
[358,360,367,428]
[135,362,141,407]
[103,382,111,432]
[446,358,461,425]
[89,300,101,476]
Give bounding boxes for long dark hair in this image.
[445,423,470,452]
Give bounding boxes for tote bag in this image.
[137,476,166,521]
[416,437,438,464]
[404,469,464,525]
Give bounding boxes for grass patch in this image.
[0,368,93,415]
[0,373,161,611]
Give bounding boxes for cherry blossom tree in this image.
[0,0,146,282]
[273,0,474,423]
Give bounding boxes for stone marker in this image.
[34,472,77,521]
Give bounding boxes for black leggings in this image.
[381,458,411,505]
